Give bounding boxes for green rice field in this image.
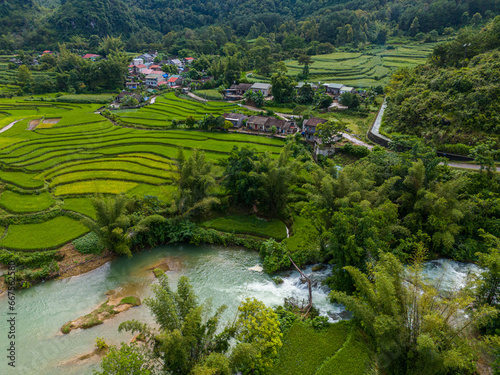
[248,43,435,88]
[115,92,240,128]
[0,94,281,250]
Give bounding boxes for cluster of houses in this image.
[126,53,198,89]
[223,113,298,135]
[223,112,341,156]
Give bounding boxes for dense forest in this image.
[1,0,500,51]
[384,16,500,148]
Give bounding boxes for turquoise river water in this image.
[0,244,480,375]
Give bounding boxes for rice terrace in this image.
[0,94,284,251]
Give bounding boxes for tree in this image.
[339,92,361,108]
[121,95,138,107]
[173,149,216,213]
[244,90,264,107]
[270,73,295,103]
[162,64,178,75]
[313,92,333,109]
[114,274,234,375]
[185,115,197,129]
[330,251,497,375]
[83,195,134,257]
[17,65,32,86]
[221,146,259,206]
[314,121,344,148]
[469,141,499,174]
[297,54,314,79]
[472,12,483,26]
[99,36,124,57]
[94,343,158,375]
[409,17,420,37]
[250,143,298,216]
[297,84,315,104]
[235,298,283,374]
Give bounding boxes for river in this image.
[0,245,481,375]
[0,244,340,375]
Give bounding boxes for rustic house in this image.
[250,83,272,96]
[246,115,269,131]
[303,117,327,141]
[223,113,248,128]
[323,83,344,95]
[145,73,166,87]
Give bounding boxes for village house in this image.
[303,117,327,141]
[250,83,272,96]
[169,58,183,68]
[340,86,355,95]
[116,91,143,103]
[246,115,269,131]
[166,75,183,87]
[82,54,101,61]
[264,117,285,133]
[145,73,166,88]
[139,53,155,64]
[132,58,144,66]
[184,57,195,64]
[125,82,139,89]
[314,138,340,157]
[223,113,248,128]
[295,82,318,90]
[323,83,344,95]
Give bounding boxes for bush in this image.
[341,144,370,158]
[0,249,62,268]
[438,143,472,155]
[260,239,290,273]
[73,232,105,254]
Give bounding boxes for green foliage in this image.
[330,252,497,375]
[236,298,283,374]
[94,343,157,375]
[260,239,290,273]
[201,215,287,240]
[73,232,105,254]
[272,321,351,375]
[0,249,62,268]
[271,74,295,103]
[83,195,133,257]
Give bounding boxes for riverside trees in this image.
[95,273,283,375]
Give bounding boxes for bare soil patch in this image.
[28,118,42,130]
[57,243,116,279]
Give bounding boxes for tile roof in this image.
[247,115,269,125]
[251,83,272,90]
[304,117,327,127]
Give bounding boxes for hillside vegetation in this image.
[384,16,500,146]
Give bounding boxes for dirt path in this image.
[0,119,23,133]
[186,91,209,102]
[342,132,373,149]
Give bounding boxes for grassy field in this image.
[0,94,283,250]
[272,321,371,375]
[193,89,224,100]
[201,215,287,240]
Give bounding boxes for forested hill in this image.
[1,0,500,50]
[384,16,500,149]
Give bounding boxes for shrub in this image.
[73,232,105,254]
[341,144,371,158]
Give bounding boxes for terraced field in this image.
[0,95,281,250]
[262,43,435,87]
[115,92,240,128]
